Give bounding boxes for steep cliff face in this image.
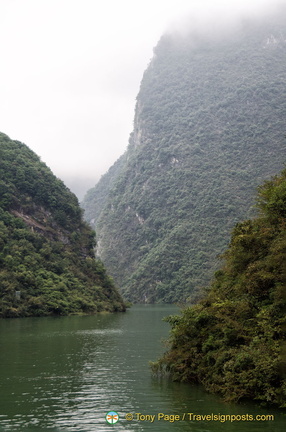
[0,133,125,317]
[82,7,286,303]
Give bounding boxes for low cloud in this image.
[0,0,285,199]
[168,0,286,38]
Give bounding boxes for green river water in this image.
[0,305,285,431]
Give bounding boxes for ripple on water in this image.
[0,306,285,432]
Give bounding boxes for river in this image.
[0,305,285,431]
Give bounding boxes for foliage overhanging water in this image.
[0,305,285,431]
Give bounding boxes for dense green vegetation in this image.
[151,168,286,407]
[83,153,126,225]
[0,132,125,317]
[82,7,286,303]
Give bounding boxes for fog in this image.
[0,0,284,199]
[171,0,285,31]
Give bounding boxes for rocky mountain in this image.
[82,5,286,303]
[0,133,125,317]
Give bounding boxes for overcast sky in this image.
[0,0,283,199]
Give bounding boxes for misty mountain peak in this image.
[82,5,286,303]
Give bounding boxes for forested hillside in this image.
[151,168,286,407]
[82,6,286,303]
[0,133,125,317]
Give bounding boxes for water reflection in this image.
[0,306,285,431]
